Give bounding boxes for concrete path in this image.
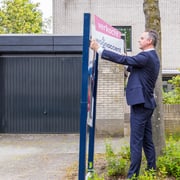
[0,134,129,180]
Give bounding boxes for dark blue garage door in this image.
[0,55,82,133]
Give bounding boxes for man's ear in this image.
[148,38,152,45]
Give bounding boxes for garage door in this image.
[0,55,81,133]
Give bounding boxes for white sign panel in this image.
[92,15,124,54]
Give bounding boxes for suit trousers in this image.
[127,104,156,178]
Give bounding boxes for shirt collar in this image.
[143,48,155,52]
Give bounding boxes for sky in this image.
[31,0,52,33]
[31,0,52,19]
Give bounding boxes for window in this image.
[113,26,132,51]
[162,76,174,92]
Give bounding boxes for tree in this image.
[0,0,43,33]
[163,74,180,104]
[143,0,165,157]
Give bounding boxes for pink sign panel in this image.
[94,15,121,39]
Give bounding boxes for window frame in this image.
[113,26,132,52]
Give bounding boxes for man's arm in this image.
[90,39,148,67]
[102,50,148,67]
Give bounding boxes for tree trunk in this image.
[143,0,165,157]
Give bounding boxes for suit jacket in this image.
[101,49,160,109]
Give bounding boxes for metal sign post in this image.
[78,13,91,180]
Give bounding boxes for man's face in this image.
[138,32,152,50]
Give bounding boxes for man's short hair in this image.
[147,30,158,47]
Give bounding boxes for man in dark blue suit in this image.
[90,30,160,178]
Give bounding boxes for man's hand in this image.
[90,39,100,52]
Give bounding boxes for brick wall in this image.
[163,104,180,134]
[96,59,125,136]
[124,104,180,136]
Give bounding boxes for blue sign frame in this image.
[78,13,99,180]
[78,13,91,180]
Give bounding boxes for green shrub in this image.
[138,169,157,180]
[118,144,130,160]
[106,157,127,176]
[163,74,180,104]
[87,172,104,180]
[105,143,128,177]
[88,136,180,180]
[157,136,180,178]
